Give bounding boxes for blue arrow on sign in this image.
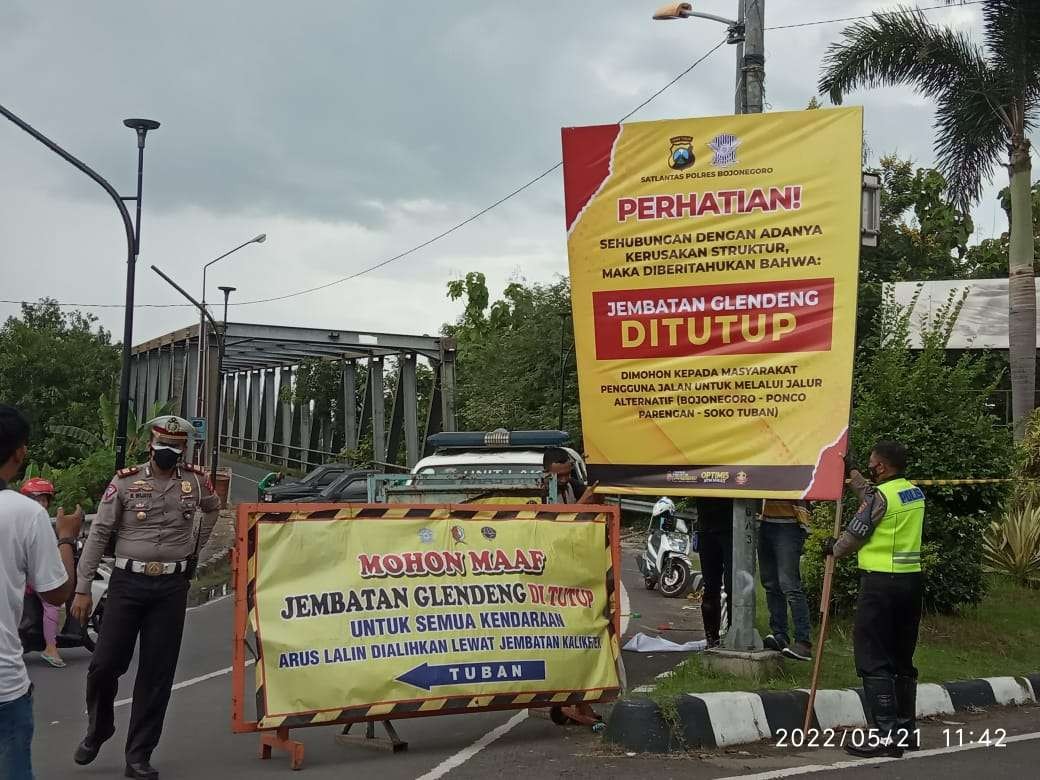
[396,660,546,692]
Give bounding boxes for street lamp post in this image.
[0,106,159,470]
[149,266,236,486]
[118,119,161,469]
[213,286,237,480]
[194,235,266,463]
[652,1,765,653]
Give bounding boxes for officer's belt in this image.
[114,557,188,576]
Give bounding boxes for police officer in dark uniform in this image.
[71,416,221,780]
[824,440,925,758]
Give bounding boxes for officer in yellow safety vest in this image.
[823,440,924,759]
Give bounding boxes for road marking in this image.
[716,730,1040,779]
[113,659,255,709]
[413,709,528,780]
[235,473,259,484]
[186,593,231,611]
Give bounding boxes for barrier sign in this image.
[562,107,863,499]
[233,503,622,733]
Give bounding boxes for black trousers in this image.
[853,571,923,679]
[85,567,189,763]
[698,527,733,642]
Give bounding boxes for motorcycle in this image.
[637,497,702,598]
[20,526,110,655]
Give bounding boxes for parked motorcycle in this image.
[20,526,110,655]
[637,497,702,598]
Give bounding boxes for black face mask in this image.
[152,448,180,471]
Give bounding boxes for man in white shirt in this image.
[0,405,80,780]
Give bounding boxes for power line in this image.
[3,1,985,313]
[4,38,728,312]
[765,0,984,31]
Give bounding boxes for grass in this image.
[649,576,1040,704]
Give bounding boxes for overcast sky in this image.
[0,0,1017,344]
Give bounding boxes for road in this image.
[25,457,1040,778]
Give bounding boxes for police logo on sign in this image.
[668,135,695,170]
[708,133,740,167]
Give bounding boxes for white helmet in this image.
[651,497,676,518]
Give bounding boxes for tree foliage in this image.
[443,272,582,444]
[0,300,120,467]
[804,292,1012,615]
[819,1,1040,435]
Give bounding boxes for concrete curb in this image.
[605,673,1040,752]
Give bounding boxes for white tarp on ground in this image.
[885,278,1040,350]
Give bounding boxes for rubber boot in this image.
[701,593,721,648]
[844,676,904,758]
[895,675,919,750]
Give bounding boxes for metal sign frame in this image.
[231,501,622,768]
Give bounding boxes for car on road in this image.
[261,463,351,502]
[297,469,378,503]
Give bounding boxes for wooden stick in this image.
[803,499,844,732]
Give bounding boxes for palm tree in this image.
[819,1,1039,438]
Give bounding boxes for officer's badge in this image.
[668,135,695,170]
[166,417,180,432]
[181,480,192,494]
[102,483,118,503]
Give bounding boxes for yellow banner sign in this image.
[562,108,862,499]
[245,505,621,729]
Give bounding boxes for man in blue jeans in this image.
[0,406,81,779]
[759,499,813,661]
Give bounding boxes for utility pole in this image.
[738,0,765,115]
[725,0,766,653]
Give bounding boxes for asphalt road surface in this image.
[24,458,1040,778]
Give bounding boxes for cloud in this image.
[0,0,1026,347]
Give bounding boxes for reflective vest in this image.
[857,477,925,573]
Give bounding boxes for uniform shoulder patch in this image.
[102,483,119,503]
[117,466,140,478]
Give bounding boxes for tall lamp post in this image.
[149,266,236,484]
[0,105,160,470]
[652,1,765,653]
[194,235,266,462]
[213,286,237,479]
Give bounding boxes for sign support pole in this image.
[725,0,767,652]
[724,499,764,650]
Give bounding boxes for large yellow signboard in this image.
[562,108,862,500]
[244,505,621,729]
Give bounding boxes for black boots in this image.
[701,594,722,647]
[895,674,919,750]
[844,675,905,758]
[73,739,102,766]
[125,760,159,779]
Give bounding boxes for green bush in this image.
[52,449,116,513]
[803,291,1011,616]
